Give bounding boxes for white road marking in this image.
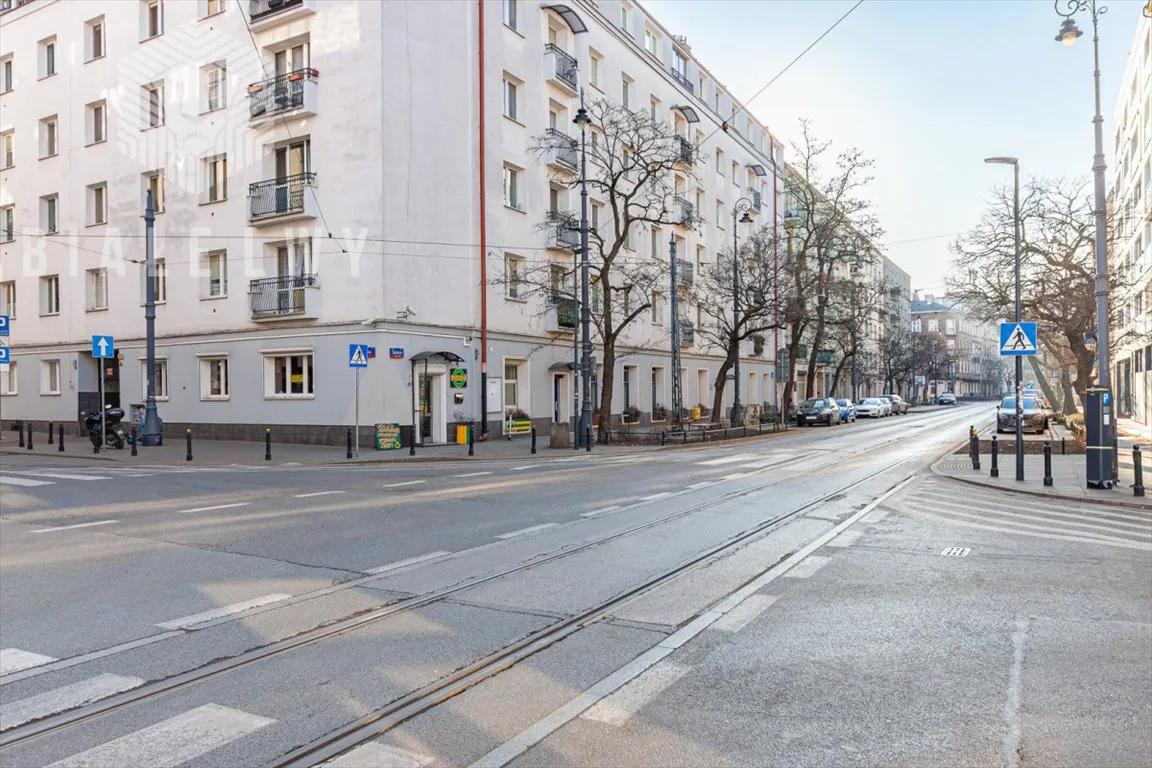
[366,551,451,575]
[176,502,249,515]
[510,465,535,471]
[455,471,493,477]
[913,509,1152,551]
[827,530,863,548]
[382,480,425,489]
[44,703,275,768]
[495,523,557,540]
[30,521,119,534]
[0,475,55,487]
[720,472,749,481]
[0,649,56,676]
[1,673,145,731]
[156,594,292,630]
[579,505,621,518]
[782,554,832,578]
[685,481,714,490]
[0,633,181,685]
[323,742,433,768]
[19,472,108,481]
[712,594,779,633]
[696,454,755,466]
[582,662,690,726]
[738,458,786,469]
[638,492,671,501]
[293,490,346,499]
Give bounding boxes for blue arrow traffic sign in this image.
[92,335,115,359]
[349,344,369,368]
[0,315,9,337]
[999,322,1037,356]
[0,347,9,365]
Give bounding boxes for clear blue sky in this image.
[643,0,1142,294]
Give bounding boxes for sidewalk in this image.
[933,451,1152,510]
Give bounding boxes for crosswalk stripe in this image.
[366,551,451,575]
[1,673,145,731]
[712,594,779,633]
[156,594,293,630]
[582,662,690,726]
[906,490,1151,525]
[495,523,556,540]
[0,475,55,487]
[322,742,433,768]
[913,508,1152,551]
[915,497,1152,537]
[0,648,56,676]
[44,703,275,768]
[696,454,755,466]
[19,473,108,481]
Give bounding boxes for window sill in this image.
[590,82,604,95]
[86,221,107,228]
[200,293,229,301]
[264,394,316,401]
[1,164,13,171]
[140,33,165,44]
[85,55,106,64]
[40,391,62,397]
[85,139,107,148]
[39,153,58,161]
[201,395,230,401]
[85,306,109,313]
[199,198,227,206]
[200,106,226,117]
[37,73,58,82]
[39,312,60,318]
[141,124,166,132]
[503,114,525,127]
[199,9,226,20]
[505,204,526,214]
[505,295,527,303]
[0,392,16,397]
[503,23,524,38]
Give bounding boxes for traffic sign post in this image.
[92,336,115,454]
[349,344,370,458]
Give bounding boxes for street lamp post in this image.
[141,189,163,446]
[731,198,753,425]
[984,157,1024,481]
[574,94,593,449]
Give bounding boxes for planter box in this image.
[506,418,532,435]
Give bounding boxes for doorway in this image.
[416,368,446,444]
[273,140,309,214]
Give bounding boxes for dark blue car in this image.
[835,399,857,423]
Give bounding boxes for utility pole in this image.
[574,93,593,449]
[670,236,682,430]
[141,189,162,446]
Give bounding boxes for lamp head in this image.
[1055,17,1082,47]
[739,211,753,224]
[573,107,591,127]
[984,157,1018,166]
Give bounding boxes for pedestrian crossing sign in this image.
[999,322,1037,356]
[349,344,369,368]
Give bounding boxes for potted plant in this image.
[505,408,532,436]
[622,405,641,424]
[651,403,668,422]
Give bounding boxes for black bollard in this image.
[48,420,54,445]
[186,428,193,462]
[1061,437,1066,455]
[130,426,138,457]
[58,423,64,452]
[969,429,980,471]
[1043,441,1053,487]
[1133,444,1145,498]
[585,426,592,453]
[346,427,353,459]
[468,424,474,457]
[409,425,416,456]
[265,428,272,461]
[18,422,25,448]
[990,435,999,478]
[26,421,32,450]
[530,426,537,454]
[661,430,666,446]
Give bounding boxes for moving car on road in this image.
[996,396,1048,434]
[938,392,957,406]
[835,399,857,423]
[857,397,887,418]
[882,394,910,414]
[796,398,842,427]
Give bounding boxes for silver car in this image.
[857,397,886,418]
[882,394,909,415]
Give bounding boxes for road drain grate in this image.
[940,547,972,557]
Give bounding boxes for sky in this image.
[643,0,1143,296]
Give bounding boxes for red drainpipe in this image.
[771,141,780,415]
[478,0,489,440]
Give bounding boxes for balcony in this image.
[248,172,318,225]
[545,296,578,333]
[746,187,763,212]
[671,195,695,226]
[676,259,693,287]
[680,319,695,346]
[543,128,578,170]
[249,69,318,127]
[544,43,578,93]
[249,0,315,29]
[249,274,320,321]
[669,67,694,93]
[673,135,694,166]
[545,211,581,251]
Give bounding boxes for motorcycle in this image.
[86,407,127,450]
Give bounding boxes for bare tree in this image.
[823,272,885,398]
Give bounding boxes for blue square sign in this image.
[999,322,1037,356]
[92,335,115,359]
[349,344,369,368]
[0,315,9,337]
[0,346,9,365]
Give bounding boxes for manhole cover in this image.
[940,547,971,557]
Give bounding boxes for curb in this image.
[929,458,1151,513]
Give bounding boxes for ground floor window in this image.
[200,356,229,399]
[266,352,314,397]
[1,360,16,395]
[504,360,523,410]
[41,359,61,395]
[141,359,169,400]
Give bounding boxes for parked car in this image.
[877,397,895,417]
[835,399,857,423]
[796,398,842,427]
[937,392,957,405]
[882,394,910,414]
[857,397,886,418]
[997,396,1049,434]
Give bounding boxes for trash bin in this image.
[456,424,469,445]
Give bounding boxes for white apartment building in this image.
[1110,12,1152,429]
[0,0,788,444]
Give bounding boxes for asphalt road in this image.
[1,403,1147,767]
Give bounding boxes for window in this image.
[622,75,631,108]
[589,51,601,88]
[148,258,167,303]
[143,82,165,128]
[143,170,166,212]
[650,226,660,258]
[651,291,664,324]
[203,154,227,203]
[912,318,922,332]
[1,56,12,93]
[673,50,688,78]
[86,18,105,61]
[202,0,223,16]
[203,63,226,112]
[0,206,12,242]
[266,352,314,397]
[86,101,107,144]
[200,357,229,399]
[945,318,956,335]
[503,165,522,210]
[142,0,163,39]
[644,28,659,57]
[715,148,723,174]
[1,361,16,396]
[87,183,107,226]
[650,95,659,122]
[39,116,58,158]
[502,0,517,29]
[39,37,56,78]
[202,250,227,297]
[504,360,522,407]
[502,75,519,121]
[0,281,15,319]
[505,253,525,299]
[139,359,169,399]
[591,201,602,234]
[620,2,630,30]
[0,130,11,169]
[40,275,60,315]
[731,160,738,183]
[696,244,705,266]
[86,268,108,311]
[40,195,58,234]
[41,360,61,395]
[716,202,725,229]
[928,318,939,332]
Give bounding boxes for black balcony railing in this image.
[673,195,694,225]
[550,295,578,329]
[544,128,578,168]
[545,43,578,89]
[250,0,302,21]
[674,135,694,165]
[249,274,317,317]
[670,67,693,93]
[249,172,315,220]
[546,210,581,250]
[677,260,693,286]
[249,69,315,119]
[749,188,763,211]
[680,320,695,345]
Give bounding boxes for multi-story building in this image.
[0,0,793,443]
[910,293,1000,400]
[1109,13,1151,428]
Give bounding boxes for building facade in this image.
[0,0,800,443]
[910,294,1000,401]
[1109,13,1152,428]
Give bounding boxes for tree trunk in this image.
[711,351,735,424]
[782,324,804,418]
[597,342,616,443]
[828,356,849,399]
[1060,369,1078,414]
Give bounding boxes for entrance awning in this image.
[549,361,576,372]
[542,4,588,34]
[410,351,464,363]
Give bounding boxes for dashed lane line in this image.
[495,523,557,540]
[30,521,119,534]
[155,594,293,630]
[176,503,249,515]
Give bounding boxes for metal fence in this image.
[248,69,314,119]
[249,172,315,220]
